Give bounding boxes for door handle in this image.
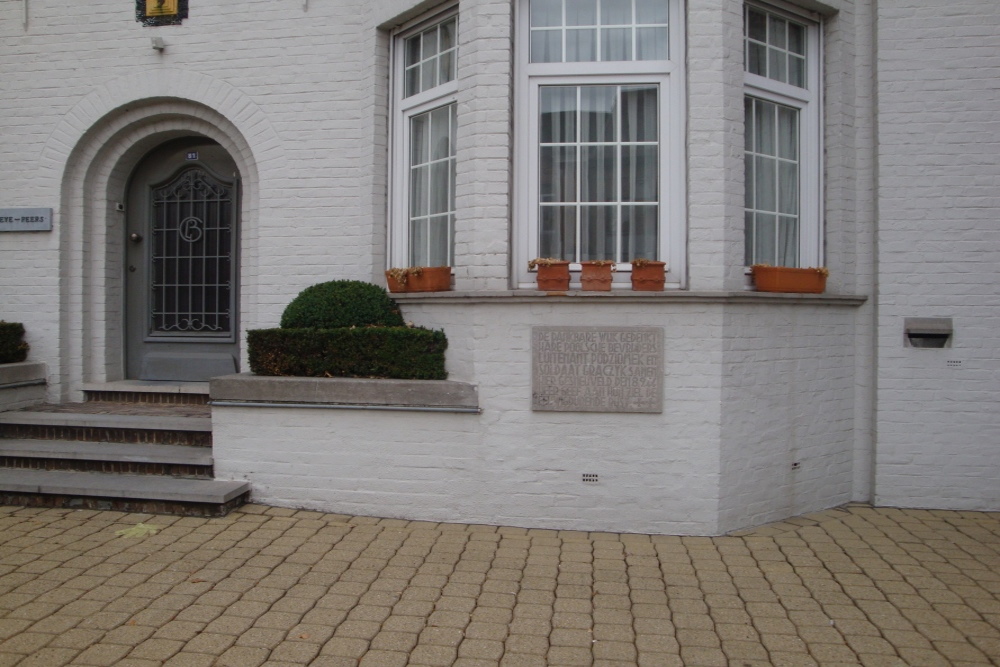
[130,233,143,243]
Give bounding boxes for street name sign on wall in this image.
[532,326,664,413]
[0,208,52,232]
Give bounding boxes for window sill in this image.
[388,289,867,306]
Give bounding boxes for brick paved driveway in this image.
[0,503,998,666]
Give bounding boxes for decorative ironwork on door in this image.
[149,168,233,337]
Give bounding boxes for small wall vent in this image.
[582,473,599,484]
[904,318,952,348]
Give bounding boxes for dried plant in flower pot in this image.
[751,264,829,294]
[385,266,452,293]
[630,259,666,291]
[579,260,615,291]
[529,258,571,291]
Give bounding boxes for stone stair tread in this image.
[0,439,213,465]
[0,411,211,432]
[0,469,249,503]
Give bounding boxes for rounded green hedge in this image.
[280,280,405,329]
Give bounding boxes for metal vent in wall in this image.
[582,473,599,484]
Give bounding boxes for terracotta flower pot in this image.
[385,266,452,293]
[580,262,614,291]
[751,265,827,294]
[534,261,571,291]
[630,261,666,291]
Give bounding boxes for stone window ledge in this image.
[389,290,867,306]
[209,373,480,414]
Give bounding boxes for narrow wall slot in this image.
[904,318,952,348]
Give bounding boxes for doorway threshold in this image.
[81,380,210,395]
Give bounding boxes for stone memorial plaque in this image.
[0,208,52,232]
[532,326,663,413]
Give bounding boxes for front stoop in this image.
[0,382,250,517]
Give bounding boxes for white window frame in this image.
[744,1,822,268]
[389,7,459,269]
[514,0,687,289]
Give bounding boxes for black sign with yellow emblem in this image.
[136,0,188,26]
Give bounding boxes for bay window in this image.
[744,2,821,268]
[517,0,686,288]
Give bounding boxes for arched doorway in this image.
[125,137,240,381]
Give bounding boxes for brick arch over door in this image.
[42,72,283,399]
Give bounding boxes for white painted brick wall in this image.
[875,0,1000,510]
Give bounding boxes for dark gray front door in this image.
[125,138,240,381]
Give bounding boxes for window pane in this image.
[567,28,597,61]
[747,8,767,42]
[439,51,455,85]
[410,166,429,217]
[405,67,419,98]
[636,0,668,25]
[427,215,451,266]
[623,205,658,260]
[440,18,456,49]
[421,61,436,91]
[768,15,786,49]
[602,0,632,25]
[744,211,755,266]
[581,145,616,202]
[768,47,787,84]
[410,112,429,164]
[788,23,805,55]
[755,155,777,213]
[754,213,776,264]
[567,0,597,26]
[778,215,798,266]
[540,146,577,202]
[410,218,428,265]
[531,0,562,27]
[622,145,657,202]
[580,206,616,260]
[540,206,577,259]
[430,106,452,160]
[430,162,451,214]
[621,85,657,142]
[405,35,421,67]
[637,27,668,60]
[777,106,797,160]
[788,56,805,88]
[744,148,754,208]
[778,162,798,215]
[601,27,631,60]
[754,99,776,156]
[744,96,754,152]
[531,30,562,63]
[580,86,615,143]
[748,42,766,77]
[540,87,577,143]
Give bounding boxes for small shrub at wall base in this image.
[280,280,404,329]
[0,322,28,364]
[247,327,447,380]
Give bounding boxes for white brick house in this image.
[0,0,996,533]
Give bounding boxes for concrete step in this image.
[0,439,213,477]
[0,410,212,446]
[0,469,249,517]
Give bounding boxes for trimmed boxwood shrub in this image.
[248,327,447,380]
[0,322,28,364]
[280,280,404,329]
[247,280,448,380]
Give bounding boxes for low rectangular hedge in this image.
[0,322,28,364]
[247,327,447,380]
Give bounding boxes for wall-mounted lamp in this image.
[151,36,165,52]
